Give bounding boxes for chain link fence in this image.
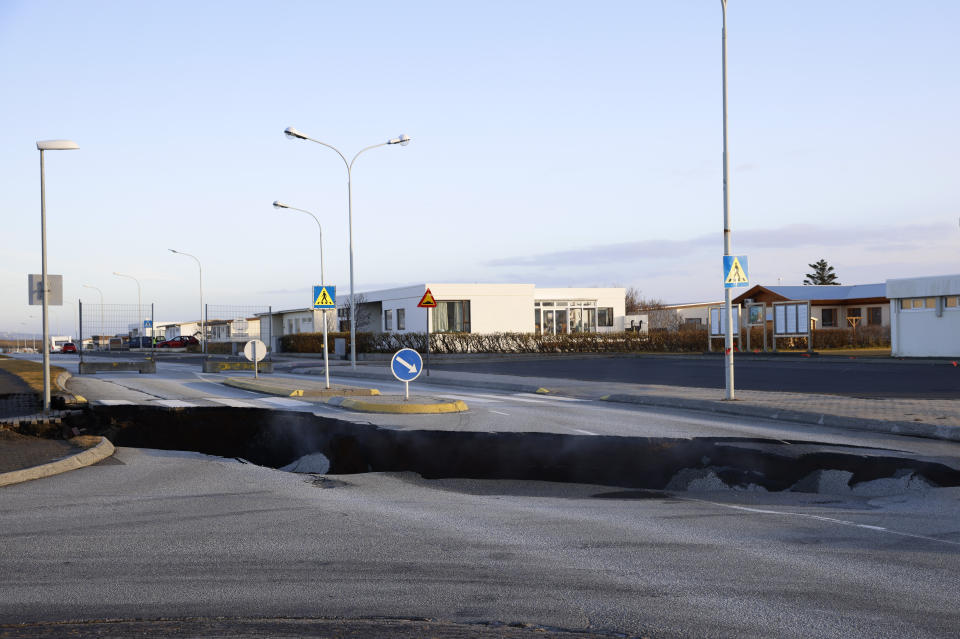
[79,302,155,360]
[204,304,273,358]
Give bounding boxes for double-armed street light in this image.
[37,139,78,412]
[273,201,330,389]
[284,126,410,368]
[169,250,204,353]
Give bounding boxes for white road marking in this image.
[489,410,511,416]
[207,398,258,408]
[426,393,499,404]
[94,399,135,406]
[154,400,197,408]
[258,397,309,408]
[572,429,597,436]
[698,500,960,547]
[514,393,583,402]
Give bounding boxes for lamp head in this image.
[36,140,79,151]
[272,201,289,209]
[284,127,307,140]
[388,134,411,146]
[168,249,178,254]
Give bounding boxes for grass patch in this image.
[0,356,68,393]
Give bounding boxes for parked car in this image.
[156,335,200,348]
[128,337,155,348]
[61,343,78,354]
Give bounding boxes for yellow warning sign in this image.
[724,256,748,285]
[314,287,334,307]
[417,289,437,308]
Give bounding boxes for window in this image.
[432,300,471,333]
[598,307,614,327]
[944,296,959,310]
[821,308,836,327]
[684,318,702,328]
[397,308,405,330]
[384,309,393,331]
[868,307,882,325]
[900,297,936,310]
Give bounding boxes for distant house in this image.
[732,284,889,329]
[641,301,724,331]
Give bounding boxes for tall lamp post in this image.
[113,272,142,346]
[169,250,204,353]
[284,126,410,368]
[37,139,78,412]
[82,284,104,349]
[720,0,735,400]
[273,201,330,388]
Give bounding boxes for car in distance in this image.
[156,335,200,348]
[61,343,78,354]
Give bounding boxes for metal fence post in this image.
[78,299,84,364]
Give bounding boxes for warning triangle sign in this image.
[417,288,437,308]
[314,287,334,307]
[725,257,748,285]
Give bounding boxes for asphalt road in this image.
[433,355,960,399]
[2,448,959,639]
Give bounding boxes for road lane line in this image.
[572,429,597,436]
[207,398,258,408]
[514,393,583,402]
[258,397,310,408]
[93,399,135,406]
[489,410,511,416]
[154,400,197,408]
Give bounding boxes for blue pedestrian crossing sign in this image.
[723,255,749,288]
[312,285,336,309]
[391,348,423,382]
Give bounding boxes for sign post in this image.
[244,339,267,379]
[722,255,749,399]
[313,285,336,389]
[391,348,423,400]
[417,289,437,376]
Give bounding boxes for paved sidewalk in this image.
[275,356,960,442]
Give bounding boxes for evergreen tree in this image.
[803,259,840,285]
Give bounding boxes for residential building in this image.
[887,274,960,357]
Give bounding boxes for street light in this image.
[720,0,735,400]
[284,126,410,368]
[168,250,204,353]
[82,284,104,349]
[113,272,142,347]
[37,138,78,412]
[274,200,330,388]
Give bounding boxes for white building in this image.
[263,283,626,351]
[887,274,960,357]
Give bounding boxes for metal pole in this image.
[721,0,735,401]
[425,308,430,377]
[347,169,356,369]
[39,149,51,412]
[79,300,83,364]
[319,219,330,389]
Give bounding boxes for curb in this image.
[599,393,960,442]
[222,377,380,398]
[288,365,553,396]
[55,370,87,405]
[326,397,469,414]
[0,436,115,487]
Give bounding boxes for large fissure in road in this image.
[45,406,960,494]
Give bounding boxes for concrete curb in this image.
[599,393,960,442]
[288,365,553,396]
[222,377,379,398]
[55,370,87,405]
[326,397,470,414]
[0,436,115,487]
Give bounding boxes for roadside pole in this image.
[417,289,437,377]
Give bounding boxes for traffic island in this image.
[326,394,469,414]
[222,376,380,398]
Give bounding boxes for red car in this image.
[61,343,78,354]
[157,335,200,348]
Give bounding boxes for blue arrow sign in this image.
[391,348,423,382]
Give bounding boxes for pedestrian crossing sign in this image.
[313,285,336,309]
[723,255,749,288]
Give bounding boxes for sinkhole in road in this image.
[54,405,960,494]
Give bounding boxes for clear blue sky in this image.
[2,1,958,334]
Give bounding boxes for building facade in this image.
[887,274,960,357]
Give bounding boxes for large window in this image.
[900,297,936,310]
[598,307,614,327]
[433,300,471,333]
[868,307,882,325]
[535,301,599,334]
[384,309,393,331]
[397,308,405,330]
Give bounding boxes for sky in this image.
[1,0,958,335]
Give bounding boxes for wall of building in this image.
[888,274,960,357]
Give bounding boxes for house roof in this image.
[733,284,887,304]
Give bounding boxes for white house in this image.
[887,274,960,357]
[263,284,626,351]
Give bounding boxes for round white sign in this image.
[243,339,267,362]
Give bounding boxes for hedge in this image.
[280,327,891,355]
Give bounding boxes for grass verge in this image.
[0,356,68,393]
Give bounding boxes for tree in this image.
[625,286,643,314]
[804,259,840,285]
